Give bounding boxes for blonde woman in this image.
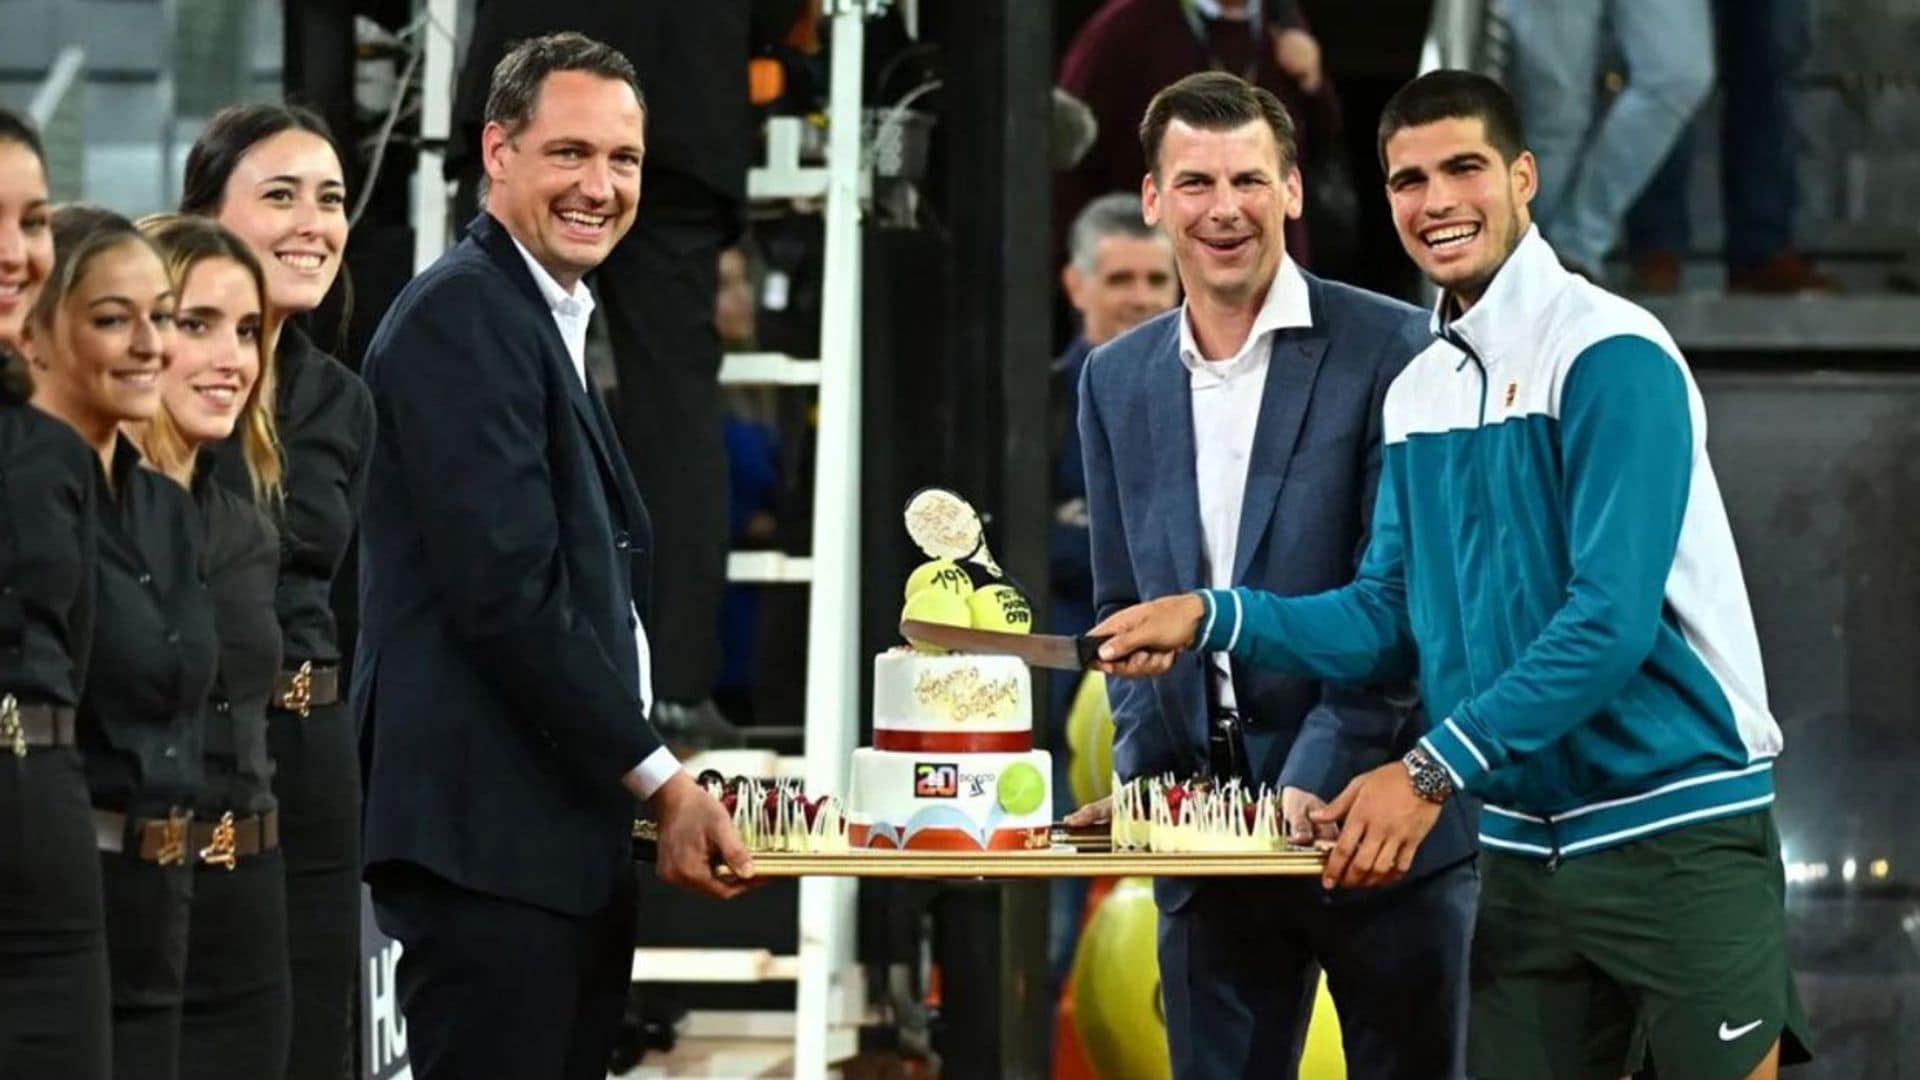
[25,204,216,1080]
[180,106,371,1078]
[133,214,288,1080]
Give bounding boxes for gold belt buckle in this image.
[1,694,22,758]
[199,811,238,871]
[281,661,313,718]
[155,810,191,867]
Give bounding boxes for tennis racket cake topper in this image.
[903,486,1002,576]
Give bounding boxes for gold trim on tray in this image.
[714,848,1327,879]
[632,820,1327,879]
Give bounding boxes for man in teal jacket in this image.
[1091,70,1810,1080]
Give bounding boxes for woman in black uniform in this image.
[135,214,288,1079]
[181,105,371,1080]
[0,108,110,1080]
[26,205,218,1080]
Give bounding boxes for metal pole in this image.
[795,2,872,1076]
[413,0,459,272]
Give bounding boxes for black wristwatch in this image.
[1402,746,1454,804]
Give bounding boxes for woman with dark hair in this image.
[0,109,112,1080]
[135,213,290,1080]
[0,106,51,349]
[182,103,372,1080]
[25,204,217,1080]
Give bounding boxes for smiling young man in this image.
[1073,72,1476,1078]
[1090,70,1811,1080]
[354,32,752,1080]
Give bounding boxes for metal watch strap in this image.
[1402,746,1454,804]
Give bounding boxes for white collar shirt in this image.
[511,233,596,385]
[1178,254,1312,711]
[510,234,678,793]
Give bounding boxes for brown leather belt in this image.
[0,694,78,756]
[93,808,196,865]
[188,809,281,870]
[91,808,280,867]
[274,662,340,717]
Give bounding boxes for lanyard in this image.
[1176,0,1265,81]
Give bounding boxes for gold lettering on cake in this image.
[912,667,1020,723]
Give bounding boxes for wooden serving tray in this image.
[633,822,1327,879]
[709,847,1327,879]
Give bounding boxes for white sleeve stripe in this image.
[1419,735,1465,790]
[1197,592,1217,650]
[1443,716,1492,772]
[1225,590,1244,653]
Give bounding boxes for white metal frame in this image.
[414,0,459,272]
[793,3,881,1073]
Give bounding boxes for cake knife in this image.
[899,619,1108,670]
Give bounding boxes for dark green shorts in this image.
[1468,809,1812,1080]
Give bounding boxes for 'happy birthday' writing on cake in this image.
[912,667,1020,723]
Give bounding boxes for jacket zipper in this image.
[1442,328,1492,698]
[1453,327,1571,869]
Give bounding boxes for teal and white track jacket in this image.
[1193,227,1782,862]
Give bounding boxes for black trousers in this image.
[369,862,637,1080]
[596,170,735,703]
[1158,857,1478,1080]
[102,848,193,1080]
[267,700,359,1080]
[180,848,291,1080]
[0,749,110,1080]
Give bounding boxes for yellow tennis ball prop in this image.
[967,583,1033,634]
[901,586,972,653]
[904,558,975,602]
[1065,671,1115,808]
[1071,877,1348,1080]
[1070,877,1171,1080]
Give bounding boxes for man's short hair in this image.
[1068,193,1161,274]
[1139,71,1297,178]
[1376,70,1526,171]
[485,31,645,138]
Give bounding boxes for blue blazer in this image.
[353,213,659,917]
[1079,271,1478,905]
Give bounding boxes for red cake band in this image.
[872,729,1032,753]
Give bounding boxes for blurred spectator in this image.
[1057,0,1337,267]
[1624,0,1836,294]
[1051,193,1178,690]
[713,247,783,726]
[1505,0,1715,279]
[1047,192,1177,996]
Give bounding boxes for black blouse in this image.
[214,323,373,666]
[0,401,98,707]
[194,457,281,814]
[78,436,218,814]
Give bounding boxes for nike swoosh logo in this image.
[1719,1019,1765,1041]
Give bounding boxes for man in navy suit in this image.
[1069,72,1478,1078]
[353,33,752,1080]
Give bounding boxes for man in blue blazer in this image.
[1072,72,1478,1077]
[353,33,752,1080]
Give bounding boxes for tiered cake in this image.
[846,651,1053,850]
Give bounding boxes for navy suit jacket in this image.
[353,213,660,916]
[1079,271,1478,909]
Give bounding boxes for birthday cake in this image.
[847,651,1053,850]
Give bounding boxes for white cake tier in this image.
[871,650,1033,752]
[847,747,1052,850]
